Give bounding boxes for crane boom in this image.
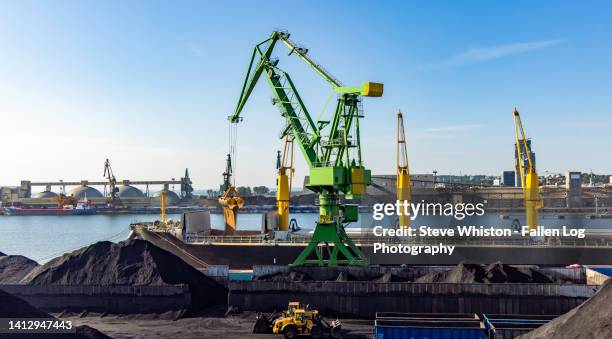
[103,158,120,207]
[229,31,382,167]
[229,31,383,266]
[396,110,411,228]
[513,108,541,230]
[277,33,342,88]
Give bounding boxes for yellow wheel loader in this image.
[253,302,342,338]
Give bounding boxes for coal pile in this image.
[0,290,111,338]
[254,263,565,284]
[20,239,227,308]
[519,279,612,339]
[415,262,554,283]
[255,271,313,282]
[373,272,410,283]
[416,262,486,283]
[0,289,51,318]
[335,272,359,282]
[484,262,553,283]
[0,254,39,284]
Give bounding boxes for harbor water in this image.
[0,213,318,263]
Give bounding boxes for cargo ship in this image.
[130,210,612,270]
[2,198,96,216]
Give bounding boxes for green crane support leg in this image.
[291,222,368,266]
[291,194,368,267]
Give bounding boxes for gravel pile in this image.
[519,279,612,339]
[0,254,39,284]
[20,239,227,308]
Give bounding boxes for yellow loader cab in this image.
[285,301,300,315]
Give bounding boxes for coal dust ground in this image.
[57,310,373,339]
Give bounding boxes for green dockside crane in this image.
[229,31,383,267]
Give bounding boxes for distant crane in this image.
[160,191,167,225]
[180,168,194,199]
[513,109,541,230]
[396,110,411,228]
[103,158,121,207]
[276,135,295,231]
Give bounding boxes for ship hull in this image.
[2,207,96,216]
[132,226,612,270]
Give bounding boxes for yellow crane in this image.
[160,191,167,225]
[396,110,411,228]
[276,135,295,231]
[513,108,541,230]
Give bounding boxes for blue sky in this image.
[1,1,611,189]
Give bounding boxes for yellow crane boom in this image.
[276,136,295,231]
[160,191,167,225]
[513,108,541,230]
[396,110,411,228]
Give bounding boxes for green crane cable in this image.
[317,91,334,123]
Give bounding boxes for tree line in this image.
[201,186,270,198]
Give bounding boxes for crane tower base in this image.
[291,222,368,267]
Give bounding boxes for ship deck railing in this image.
[133,222,612,247]
[179,233,612,247]
[183,234,311,244]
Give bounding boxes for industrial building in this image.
[501,170,516,187]
[0,170,193,208]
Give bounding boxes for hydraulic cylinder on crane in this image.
[513,108,541,230]
[396,110,411,228]
[276,170,290,231]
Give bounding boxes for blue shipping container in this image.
[374,325,486,339]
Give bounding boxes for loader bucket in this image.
[329,319,342,339]
[252,312,273,334]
